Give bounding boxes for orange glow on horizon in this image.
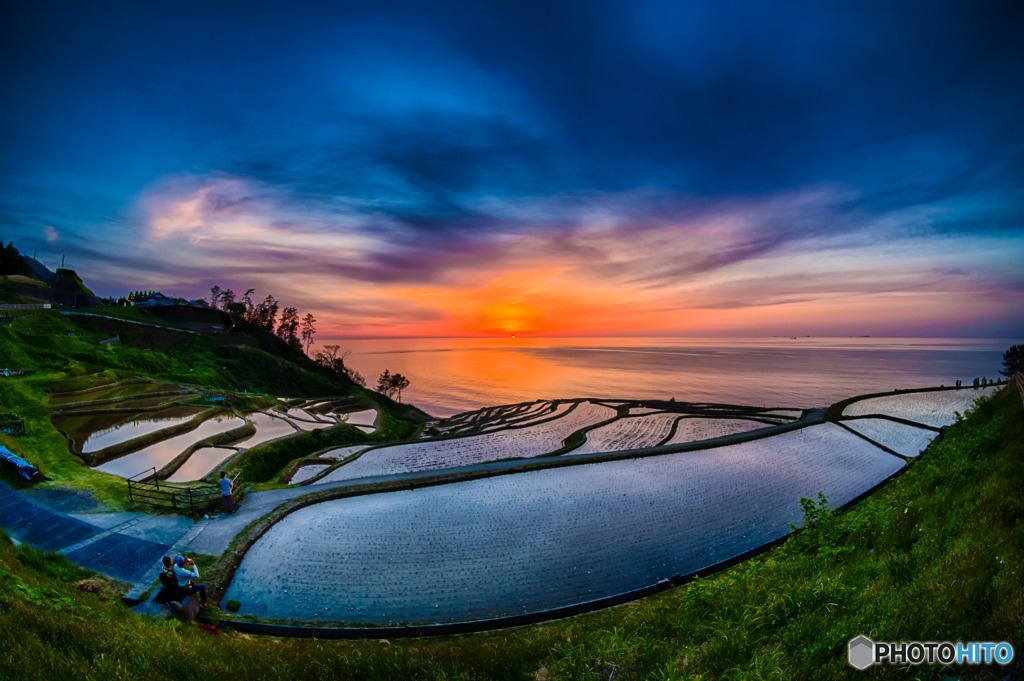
[314,285,998,340]
[475,301,542,336]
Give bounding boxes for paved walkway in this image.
[1,481,186,585]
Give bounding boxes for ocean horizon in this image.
[336,336,1014,418]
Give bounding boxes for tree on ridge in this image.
[276,306,299,342]
[1001,345,1024,377]
[376,369,410,401]
[301,313,317,354]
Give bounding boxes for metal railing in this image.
[126,468,223,514]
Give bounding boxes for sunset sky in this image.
[2,1,1022,338]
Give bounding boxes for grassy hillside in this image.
[1,310,353,396]
[0,309,427,504]
[0,385,1020,680]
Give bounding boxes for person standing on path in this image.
[219,470,234,513]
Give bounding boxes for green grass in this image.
[0,309,423,509]
[0,309,356,397]
[0,387,1020,680]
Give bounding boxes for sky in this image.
[2,1,1023,339]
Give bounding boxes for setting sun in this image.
[475,301,541,336]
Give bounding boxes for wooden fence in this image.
[126,468,223,514]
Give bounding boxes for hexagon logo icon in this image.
[848,635,875,670]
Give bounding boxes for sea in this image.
[338,337,1014,418]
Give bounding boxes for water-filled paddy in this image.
[290,418,335,431]
[337,409,377,428]
[226,423,904,624]
[841,418,937,458]
[94,415,244,478]
[317,401,615,483]
[289,464,332,484]
[234,412,297,448]
[53,406,207,453]
[166,447,238,482]
[842,385,1000,427]
[79,409,206,453]
[284,407,327,423]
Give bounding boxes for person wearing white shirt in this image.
[173,554,208,607]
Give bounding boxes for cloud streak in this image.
[0,2,1021,338]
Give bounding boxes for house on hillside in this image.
[133,292,178,307]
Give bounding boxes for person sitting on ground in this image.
[173,554,209,607]
[158,556,186,600]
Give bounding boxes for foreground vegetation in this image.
[0,384,1020,679]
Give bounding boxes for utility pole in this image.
[61,255,65,270]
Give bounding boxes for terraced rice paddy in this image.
[840,418,937,458]
[289,464,332,484]
[53,406,206,453]
[318,445,370,461]
[47,381,185,406]
[284,407,330,423]
[94,415,244,478]
[337,409,377,429]
[628,406,667,415]
[660,417,773,446]
[235,412,297,448]
[572,412,681,454]
[226,423,904,624]
[289,418,335,432]
[316,401,616,483]
[76,410,207,453]
[166,446,238,482]
[842,385,1000,428]
[82,395,185,411]
[436,400,566,436]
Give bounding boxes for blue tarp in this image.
[0,446,39,481]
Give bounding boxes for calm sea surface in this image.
[339,337,1013,418]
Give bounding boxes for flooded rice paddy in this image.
[166,447,238,482]
[226,423,904,624]
[234,412,298,448]
[53,406,207,453]
[94,415,244,478]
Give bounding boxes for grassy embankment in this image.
[0,384,1020,680]
[0,310,425,505]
